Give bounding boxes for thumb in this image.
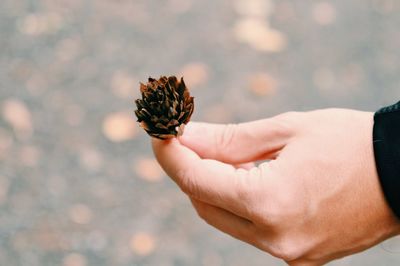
[179,113,296,164]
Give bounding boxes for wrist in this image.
[373,101,400,221]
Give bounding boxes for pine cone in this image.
[134,76,194,140]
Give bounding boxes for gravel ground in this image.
[1,0,400,265]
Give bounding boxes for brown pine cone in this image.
[134,76,194,140]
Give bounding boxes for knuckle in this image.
[234,171,255,205]
[269,112,303,137]
[255,232,306,262]
[270,237,303,261]
[216,124,238,159]
[278,111,303,124]
[233,170,267,220]
[177,168,199,198]
[236,185,253,208]
[269,200,298,226]
[264,180,305,223]
[194,204,208,221]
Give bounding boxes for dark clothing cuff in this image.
[373,101,400,219]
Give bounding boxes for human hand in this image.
[152,109,400,266]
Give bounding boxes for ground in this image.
[0,0,400,265]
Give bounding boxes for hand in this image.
[152,109,400,266]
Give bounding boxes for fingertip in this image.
[151,136,173,149]
[179,122,203,141]
[184,121,201,130]
[151,137,177,159]
[179,122,214,158]
[151,136,202,179]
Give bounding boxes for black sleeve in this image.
[373,101,400,219]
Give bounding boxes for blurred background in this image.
[1,0,400,265]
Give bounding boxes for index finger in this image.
[152,138,255,219]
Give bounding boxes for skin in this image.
[152,109,400,266]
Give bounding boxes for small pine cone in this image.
[134,76,194,140]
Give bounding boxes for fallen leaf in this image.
[2,99,33,139]
[134,158,164,182]
[69,204,93,225]
[179,62,209,88]
[248,73,278,96]
[63,253,87,266]
[233,18,287,52]
[102,112,138,142]
[130,232,156,256]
